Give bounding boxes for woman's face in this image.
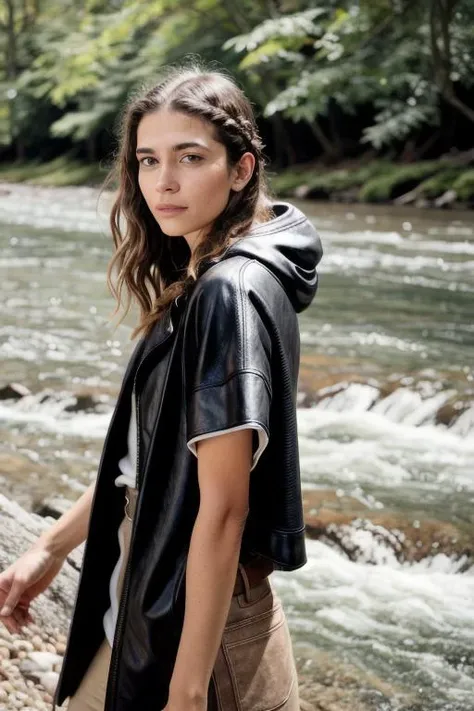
[136,109,255,253]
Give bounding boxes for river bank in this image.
[271,153,474,210]
[1,182,473,710]
[1,153,474,209]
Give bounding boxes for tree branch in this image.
[306,118,340,161]
[430,0,474,123]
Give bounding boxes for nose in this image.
[154,163,179,193]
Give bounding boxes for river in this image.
[0,184,473,711]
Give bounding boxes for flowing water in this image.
[0,184,473,710]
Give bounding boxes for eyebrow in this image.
[136,141,210,154]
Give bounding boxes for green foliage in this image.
[270,159,474,206]
[270,160,393,197]
[225,0,474,151]
[0,156,105,185]
[224,9,326,54]
[359,162,441,202]
[417,169,464,199]
[0,0,473,167]
[452,170,474,202]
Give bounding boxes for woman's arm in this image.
[166,429,252,710]
[0,482,95,627]
[39,481,96,559]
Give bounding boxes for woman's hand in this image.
[0,543,65,634]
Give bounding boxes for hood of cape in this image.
[216,201,323,314]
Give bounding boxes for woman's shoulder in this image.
[194,254,284,304]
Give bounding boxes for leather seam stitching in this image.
[239,261,247,371]
[248,215,307,237]
[245,259,289,310]
[191,369,272,400]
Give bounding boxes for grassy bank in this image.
[1,154,474,208]
[269,155,474,209]
[0,156,106,187]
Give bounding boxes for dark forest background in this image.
[1,0,473,203]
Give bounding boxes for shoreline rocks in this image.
[295,645,419,711]
[297,359,474,434]
[0,495,81,709]
[303,489,473,568]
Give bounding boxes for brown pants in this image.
[68,491,299,711]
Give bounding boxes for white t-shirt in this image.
[103,389,268,646]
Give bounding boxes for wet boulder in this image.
[303,489,473,567]
[0,383,31,401]
[0,494,82,708]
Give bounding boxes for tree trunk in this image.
[86,134,97,163]
[5,0,17,82]
[4,0,22,159]
[327,102,344,158]
[270,114,297,168]
[430,0,474,124]
[412,130,442,161]
[443,89,474,124]
[306,119,341,162]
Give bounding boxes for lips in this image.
[155,205,187,215]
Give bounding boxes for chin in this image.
[158,226,185,237]
[154,218,187,237]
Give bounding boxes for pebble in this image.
[0,625,67,709]
[32,635,43,651]
[13,639,34,652]
[14,689,29,701]
[40,670,59,695]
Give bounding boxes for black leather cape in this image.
[54,201,323,711]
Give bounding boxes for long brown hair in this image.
[105,62,273,339]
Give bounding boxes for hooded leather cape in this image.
[54,201,323,711]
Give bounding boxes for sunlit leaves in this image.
[223,9,326,53]
[362,102,440,149]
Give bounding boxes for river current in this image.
[0,185,473,710]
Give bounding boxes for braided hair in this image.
[106,63,273,338]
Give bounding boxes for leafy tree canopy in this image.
[1,0,473,164]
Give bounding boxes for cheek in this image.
[138,172,151,200]
[196,166,232,207]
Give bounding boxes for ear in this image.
[231,152,256,192]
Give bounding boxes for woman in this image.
[0,64,322,711]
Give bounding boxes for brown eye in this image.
[139,157,157,167]
[181,154,203,164]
